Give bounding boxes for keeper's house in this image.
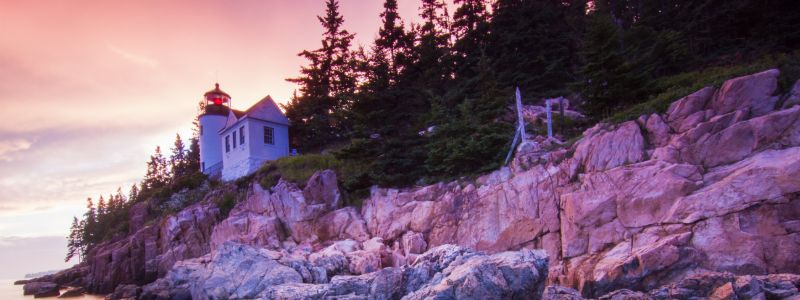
[198,83,289,181]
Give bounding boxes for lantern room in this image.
[204,83,231,106]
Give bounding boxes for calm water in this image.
[0,279,104,300]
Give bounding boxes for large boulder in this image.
[665,86,716,133]
[708,69,780,117]
[23,282,59,297]
[571,121,646,173]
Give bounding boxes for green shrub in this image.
[216,192,237,218]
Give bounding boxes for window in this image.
[225,135,230,152]
[200,125,203,135]
[239,126,245,145]
[263,126,274,145]
[202,162,205,171]
[232,131,237,149]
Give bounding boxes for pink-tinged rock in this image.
[401,231,427,255]
[587,232,694,296]
[561,185,616,258]
[666,86,716,131]
[361,184,444,242]
[782,79,800,109]
[665,147,800,224]
[675,110,708,133]
[346,250,382,274]
[362,237,387,252]
[690,200,800,275]
[303,169,341,210]
[709,282,736,300]
[587,220,625,254]
[210,213,285,251]
[689,105,800,168]
[643,113,671,147]
[314,207,370,242]
[572,121,646,173]
[615,161,702,227]
[221,173,364,246]
[128,201,150,234]
[709,69,780,117]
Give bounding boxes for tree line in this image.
[65,134,203,262]
[284,0,800,189]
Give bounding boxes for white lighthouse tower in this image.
[198,83,231,177]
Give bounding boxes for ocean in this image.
[0,279,104,300]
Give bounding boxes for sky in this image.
[0,0,451,279]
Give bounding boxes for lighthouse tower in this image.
[198,83,231,177]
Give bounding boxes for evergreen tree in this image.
[128,184,140,203]
[186,137,201,174]
[411,0,452,97]
[427,55,513,177]
[451,0,490,79]
[488,0,584,99]
[578,13,649,118]
[82,198,97,246]
[143,146,169,191]
[97,196,107,219]
[375,0,413,83]
[170,134,188,180]
[285,0,356,151]
[65,216,82,262]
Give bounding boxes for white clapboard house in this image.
[198,83,289,180]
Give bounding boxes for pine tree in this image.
[375,0,412,83]
[65,216,83,262]
[143,146,169,191]
[426,55,513,177]
[186,137,201,174]
[97,196,107,219]
[578,13,650,118]
[82,198,97,246]
[412,0,452,95]
[285,0,357,151]
[128,184,140,203]
[451,0,490,79]
[170,134,188,180]
[488,0,583,99]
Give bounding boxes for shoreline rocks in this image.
[30,69,800,298]
[23,282,59,298]
[140,243,549,300]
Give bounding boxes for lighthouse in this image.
[198,83,231,177]
[197,83,290,180]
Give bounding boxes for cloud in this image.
[0,138,32,162]
[107,45,159,68]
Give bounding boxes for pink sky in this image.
[0,0,450,279]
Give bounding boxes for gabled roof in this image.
[244,95,289,125]
[219,95,289,134]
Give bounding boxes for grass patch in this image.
[606,51,800,124]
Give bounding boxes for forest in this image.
[65,0,800,261]
[283,0,800,189]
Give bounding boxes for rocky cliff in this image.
[36,69,800,299]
